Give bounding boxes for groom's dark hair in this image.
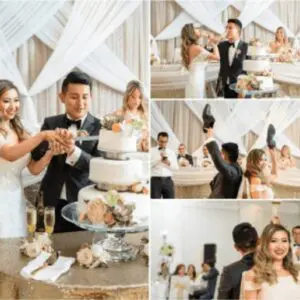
[62,71,92,93]
[228,18,243,33]
[233,223,258,252]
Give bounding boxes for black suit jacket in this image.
[31,113,101,206]
[218,252,255,300]
[202,267,219,299]
[218,40,248,87]
[177,154,193,166]
[206,141,242,199]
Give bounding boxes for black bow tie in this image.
[66,117,81,129]
[228,41,235,48]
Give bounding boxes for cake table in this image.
[0,231,148,299]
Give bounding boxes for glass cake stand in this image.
[230,83,280,98]
[61,202,148,262]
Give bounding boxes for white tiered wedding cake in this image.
[77,116,148,227]
[237,39,274,92]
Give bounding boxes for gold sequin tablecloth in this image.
[0,231,148,299]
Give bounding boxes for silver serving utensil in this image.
[75,135,99,142]
[30,251,59,276]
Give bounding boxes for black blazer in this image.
[177,154,193,166]
[206,141,242,199]
[218,252,255,300]
[202,267,219,299]
[218,40,248,87]
[31,113,102,207]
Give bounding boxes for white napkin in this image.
[21,251,75,282]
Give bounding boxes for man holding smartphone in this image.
[151,132,179,199]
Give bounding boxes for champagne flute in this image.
[44,206,55,237]
[26,207,37,241]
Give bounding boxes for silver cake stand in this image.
[62,148,149,262]
[61,202,148,262]
[230,83,280,98]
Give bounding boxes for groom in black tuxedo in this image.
[32,71,102,233]
[218,223,258,300]
[218,19,248,98]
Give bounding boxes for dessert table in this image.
[0,231,148,299]
[151,62,300,98]
[172,167,217,198]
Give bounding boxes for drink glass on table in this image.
[44,206,55,236]
[26,206,37,241]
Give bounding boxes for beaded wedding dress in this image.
[0,133,29,238]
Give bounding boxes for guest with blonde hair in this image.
[240,223,300,300]
[278,145,296,170]
[269,27,291,54]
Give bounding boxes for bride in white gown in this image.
[240,223,300,300]
[181,24,220,98]
[0,80,66,238]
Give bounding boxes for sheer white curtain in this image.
[29,0,141,96]
[9,1,148,122]
[151,101,180,151]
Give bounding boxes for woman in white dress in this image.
[244,148,278,199]
[0,80,66,238]
[181,24,220,98]
[269,27,291,54]
[169,264,190,300]
[240,223,300,300]
[111,80,148,151]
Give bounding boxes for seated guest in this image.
[292,226,300,270]
[189,263,208,299]
[200,145,213,168]
[191,260,219,300]
[269,26,291,54]
[278,145,296,170]
[169,264,190,300]
[187,264,197,281]
[245,148,278,199]
[240,223,300,299]
[177,143,193,167]
[218,223,258,300]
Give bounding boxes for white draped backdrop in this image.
[151,100,300,165]
[151,0,300,61]
[151,201,300,292]
[0,0,149,130]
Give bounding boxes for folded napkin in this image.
[21,251,75,282]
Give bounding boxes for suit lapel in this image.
[230,41,243,69]
[76,112,96,147]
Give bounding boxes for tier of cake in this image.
[243,60,271,73]
[78,185,149,221]
[247,46,269,57]
[89,158,143,187]
[98,129,137,153]
[256,76,274,90]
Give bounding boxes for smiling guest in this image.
[240,224,300,300]
[32,71,102,233]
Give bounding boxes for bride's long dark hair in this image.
[181,23,199,70]
[0,80,28,141]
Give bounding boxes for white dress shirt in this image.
[60,114,87,200]
[228,40,240,66]
[151,146,179,177]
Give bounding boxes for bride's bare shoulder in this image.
[244,268,256,281]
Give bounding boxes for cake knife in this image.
[75,135,99,142]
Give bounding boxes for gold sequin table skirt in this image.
[0,231,148,299]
